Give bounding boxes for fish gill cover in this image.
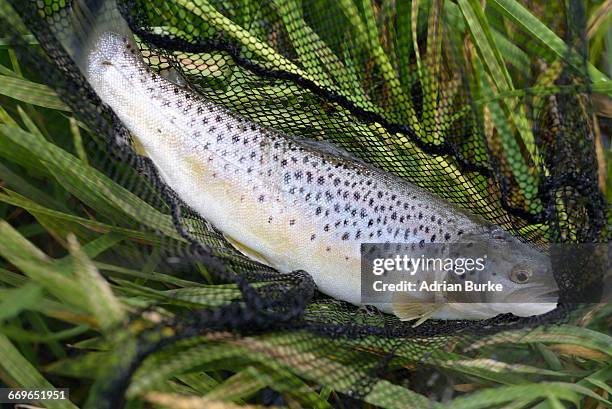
[0,0,609,408]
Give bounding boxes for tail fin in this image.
[55,0,136,74]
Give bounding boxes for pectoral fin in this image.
[223,233,272,267]
[392,292,443,327]
[132,136,147,156]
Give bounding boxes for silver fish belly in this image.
[86,32,556,320]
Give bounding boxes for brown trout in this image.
[67,0,558,321]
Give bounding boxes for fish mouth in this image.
[504,286,559,303]
[536,289,559,304]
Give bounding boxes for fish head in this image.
[448,226,559,317]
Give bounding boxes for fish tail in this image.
[58,0,136,73]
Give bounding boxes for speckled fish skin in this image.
[85,32,558,320]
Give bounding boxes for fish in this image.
[64,0,559,321]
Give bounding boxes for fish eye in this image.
[510,268,532,284]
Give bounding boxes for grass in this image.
[0,0,610,408]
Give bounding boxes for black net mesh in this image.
[0,0,609,407]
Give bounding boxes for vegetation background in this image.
[0,0,610,408]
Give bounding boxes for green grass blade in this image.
[0,75,70,111]
[0,283,42,321]
[489,0,610,83]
